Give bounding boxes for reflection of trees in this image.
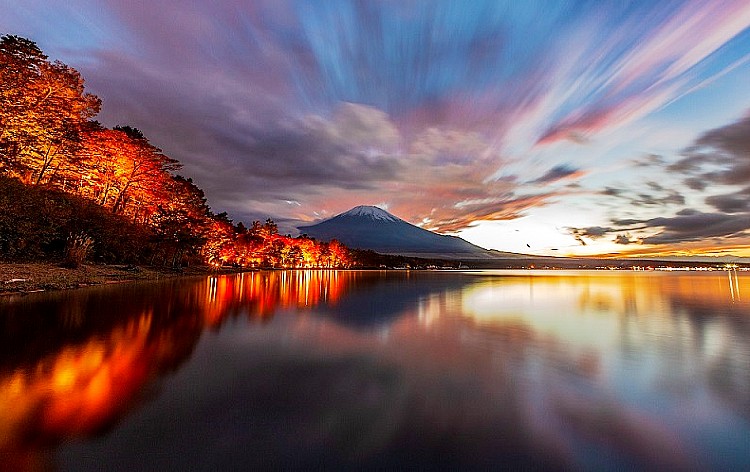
[202,270,359,325]
[199,270,473,328]
[0,270,378,469]
[0,280,209,470]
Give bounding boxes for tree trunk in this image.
[34,146,56,185]
[112,181,131,214]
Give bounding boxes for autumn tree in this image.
[0,35,357,269]
[104,126,180,217]
[74,122,124,203]
[0,35,100,184]
[201,212,236,266]
[149,175,210,266]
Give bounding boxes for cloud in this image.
[321,103,401,152]
[375,128,563,232]
[594,195,750,246]
[683,177,708,191]
[619,211,750,245]
[675,208,700,216]
[4,0,750,237]
[705,187,750,213]
[285,121,566,233]
[567,226,615,246]
[598,185,685,209]
[614,234,637,245]
[612,113,750,246]
[601,187,623,197]
[631,154,666,167]
[536,0,750,146]
[611,218,645,227]
[670,113,750,186]
[529,165,583,184]
[632,191,685,207]
[430,193,559,232]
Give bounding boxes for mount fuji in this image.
[298,205,520,259]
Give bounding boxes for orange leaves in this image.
[66,125,185,226]
[0,35,100,184]
[208,220,353,269]
[0,35,357,268]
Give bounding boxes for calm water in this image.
[0,269,748,471]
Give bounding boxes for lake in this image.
[1,269,748,470]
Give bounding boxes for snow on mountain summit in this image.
[298,205,495,258]
[337,205,401,222]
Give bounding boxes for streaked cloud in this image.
[642,212,750,245]
[3,0,750,254]
[529,165,583,184]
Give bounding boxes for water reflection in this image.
[0,271,448,469]
[0,270,748,470]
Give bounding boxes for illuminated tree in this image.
[105,126,180,216]
[149,176,210,266]
[0,35,358,269]
[0,35,100,184]
[75,123,126,204]
[201,213,236,266]
[0,35,46,175]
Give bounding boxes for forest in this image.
[0,35,352,269]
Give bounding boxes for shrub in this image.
[62,232,94,268]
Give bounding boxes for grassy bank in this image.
[0,262,228,295]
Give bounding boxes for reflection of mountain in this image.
[312,271,472,327]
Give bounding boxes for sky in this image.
[3,0,750,257]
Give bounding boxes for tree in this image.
[0,35,100,184]
[75,123,125,204]
[0,35,47,175]
[107,126,180,217]
[0,35,359,269]
[149,175,210,266]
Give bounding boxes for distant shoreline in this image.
[2,260,746,297]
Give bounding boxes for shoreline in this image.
[3,261,746,297]
[0,262,240,296]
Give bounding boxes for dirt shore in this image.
[0,262,229,295]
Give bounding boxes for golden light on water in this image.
[458,271,749,352]
[202,270,355,325]
[1,270,748,470]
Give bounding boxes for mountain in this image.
[297,206,750,267]
[298,205,520,259]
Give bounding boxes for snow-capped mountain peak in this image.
[298,205,498,259]
[337,205,401,222]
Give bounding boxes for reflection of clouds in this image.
[460,275,623,351]
[3,271,749,469]
[351,271,749,469]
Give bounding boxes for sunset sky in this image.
[3,0,750,257]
